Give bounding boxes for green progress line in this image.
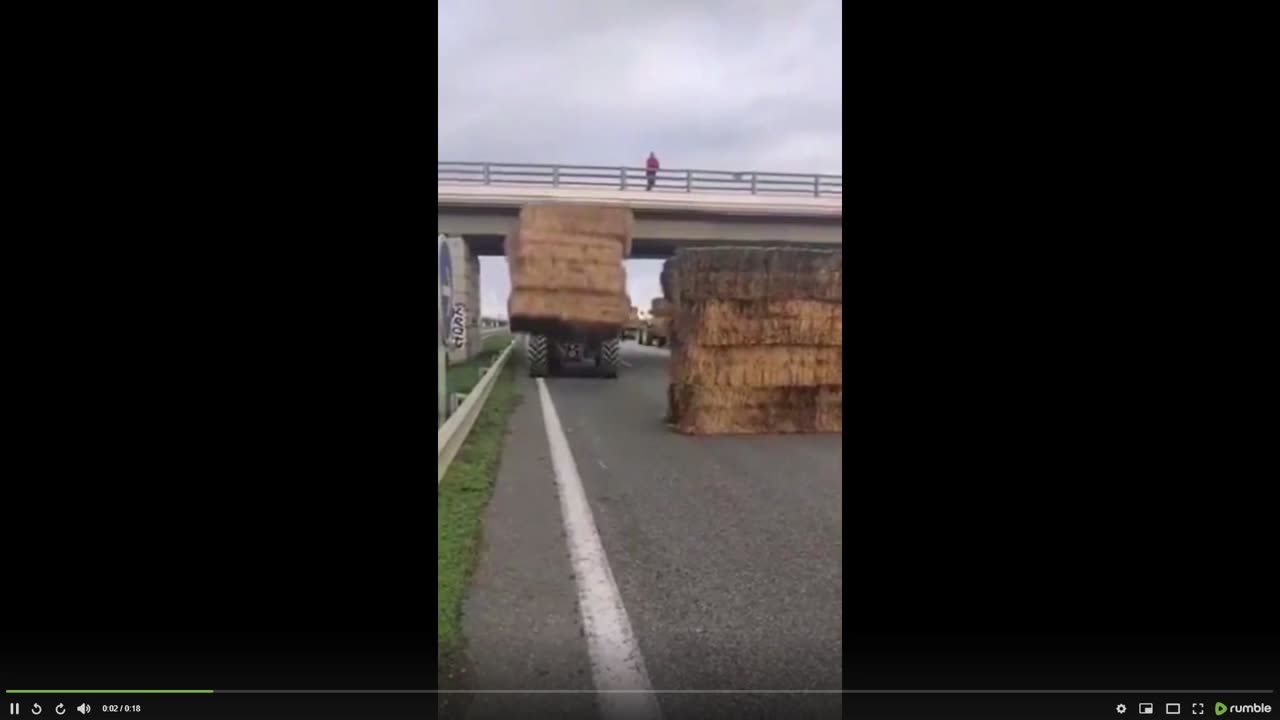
[5,690,213,694]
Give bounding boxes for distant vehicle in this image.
[639,298,672,347]
[638,315,670,347]
[622,306,643,341]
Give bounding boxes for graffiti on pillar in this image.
[449,303,468,349]
[439,236,453,346]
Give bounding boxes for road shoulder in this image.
[458,370,595,720]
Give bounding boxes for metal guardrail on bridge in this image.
[439,161,842,198]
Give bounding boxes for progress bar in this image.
[6,686,209,691]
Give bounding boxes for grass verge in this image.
[438,357,520,692]
[480,330,513,352]
[447,332,513,394]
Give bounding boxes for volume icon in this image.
[76,704,91,715]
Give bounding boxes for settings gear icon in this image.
[1116,704,1127,714]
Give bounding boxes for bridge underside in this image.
[439,209,842,259]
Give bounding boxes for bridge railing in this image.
[438,161,842,198]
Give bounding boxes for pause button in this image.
[8,702,18,716]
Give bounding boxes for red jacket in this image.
[646,156,660,170]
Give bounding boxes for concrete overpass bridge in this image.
[438,161,842,259]
[438,161,842,360]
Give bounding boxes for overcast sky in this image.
[438,0,842,317]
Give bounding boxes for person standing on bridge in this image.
[645,151,660,191]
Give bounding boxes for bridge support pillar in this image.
[465,243,481,359]
[441,235,483,364]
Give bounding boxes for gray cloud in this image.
[441,0,842,317]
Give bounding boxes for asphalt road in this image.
[462,340,842,719]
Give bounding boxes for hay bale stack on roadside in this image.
[669,385,843,434]
[506,204,633,337]
[672,299,843,347]
[650,315,671,340]
[670,345,843,387]
[664,247,842,434]
[666,247,841,303]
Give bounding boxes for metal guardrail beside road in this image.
[439,161,842,198]
[438,339,516,486]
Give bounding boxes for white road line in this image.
[536,378,662,720]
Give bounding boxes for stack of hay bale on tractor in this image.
[663,247,843,434]
[622,305,643,341]
[506,203,633,378]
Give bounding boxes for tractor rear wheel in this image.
[528,334,548,377]
[599,338,620,378]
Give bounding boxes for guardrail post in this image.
[813,175,821,197]
[685,169,692,193]
[552,166,560,187]
[750,173,758,194]
[620,167,627,190]
[450,392,468,415]
[482,163,490,185]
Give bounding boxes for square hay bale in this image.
[519,203,634,237]
[650,297,673,317]
[508,288,629,336]
[667,384,842,434]
[815,386,843,432]
[504,229,627,265]
[509,255,627,295]
[666,247,842,303]
[673,299,842,347]
[517,204,634,256]
[670,345,843,387]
